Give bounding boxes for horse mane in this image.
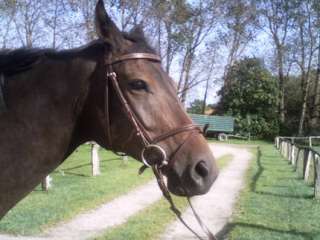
[0,49,49,76]
[0,28,156,77]
[0,41,106,76]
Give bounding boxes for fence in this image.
[275,136,320,198]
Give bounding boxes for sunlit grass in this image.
[0,145,153,235]
[226,144,320,240]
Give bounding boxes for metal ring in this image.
[141,144,167,168]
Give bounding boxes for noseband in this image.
[104,53,216,240]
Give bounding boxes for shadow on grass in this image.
[250,147,263,193]
[254,190,313,199]
[47,158,126,177]
[249,147,312,199]
[58,158,123,172]
[216,222,317,240]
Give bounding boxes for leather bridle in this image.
[104,52,217,240]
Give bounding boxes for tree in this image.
[4,0,46,48]
[177,0,219,104]
[291,0,318,135]
[258,0,294,124]
[187,99,206,114]
[283,75,302,135]
[68,0,97,42]
[310,0,320,132]
[149,0,191,73]
[0,1,16,49]
[221,0,258,93]
[43,0,70,49]
[222,58,279,139]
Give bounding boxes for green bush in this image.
[222,58,279,139]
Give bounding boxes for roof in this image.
[189,114,234,133]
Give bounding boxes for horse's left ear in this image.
[95,0,124,48]
[129,25,145,40]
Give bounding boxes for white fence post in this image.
[285,142,289,159]
[275,137,280,149]
[290,145,295,164]
[315,155,320,199]
[309,137,313,148]
[122,155,129,164]
[304,151,314,184]
[91,143,101,176]
[41,175,52,191]
[292,146,298,167]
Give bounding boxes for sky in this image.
[0,1,277,108]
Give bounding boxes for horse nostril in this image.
[195,160,209,178]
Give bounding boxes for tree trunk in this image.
[298,71,308,136]
[311,32,320,130]
[177,52,188,93]
[165,23,172,73]
[277,47,285,123]
[202,62,214,114]
[202,76,209,115]
[157,18,162,58]
[180,53,193,105]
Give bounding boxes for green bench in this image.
[189,114,234,133]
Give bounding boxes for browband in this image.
[106,53,161,65]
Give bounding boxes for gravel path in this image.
[0,180,162,240]
[160,145,252,240]
[0,144,252,240]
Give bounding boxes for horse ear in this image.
[95,0,124,48]
[129,25,145,40]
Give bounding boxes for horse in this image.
[0,0,218,220]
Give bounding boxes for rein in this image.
[0,74,7,113]
[104,53,217,240]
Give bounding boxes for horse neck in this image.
[0,57,97,218]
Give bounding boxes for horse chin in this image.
[167,182,187,196]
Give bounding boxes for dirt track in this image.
[160,145,252,239]
[0,144,252,240]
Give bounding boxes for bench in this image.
[189,114,234,133]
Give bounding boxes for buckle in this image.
[107,72,117,78]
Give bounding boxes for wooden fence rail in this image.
[275,136,320,198]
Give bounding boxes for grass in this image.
[225,143,320,240]
[95,154,233,240]
[208,138,271,146]
[0,145,153,235]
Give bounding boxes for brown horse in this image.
[0,0,218,219]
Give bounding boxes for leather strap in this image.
[0,74,7,113]
[151,124,201,144]
[153,166,216,240]
[106,53,161,65]
[105,71,112,148]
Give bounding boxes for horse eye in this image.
[128,79,149,91]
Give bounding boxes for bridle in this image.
[104,52,217,240]
[0,74,7,113]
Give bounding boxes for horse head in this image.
[82,0,219,196]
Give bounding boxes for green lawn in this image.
[225,143,320,240]
[95,154,234,240]
[0,145,153,235]
[208,138,271,146]
[313,146,320,154]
